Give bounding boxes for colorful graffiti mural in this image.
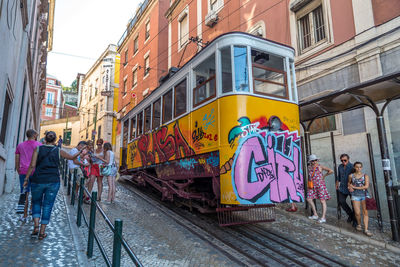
[227,117,303,204]
[130,122,195,167]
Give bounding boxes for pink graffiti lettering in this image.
[233,134,303,203]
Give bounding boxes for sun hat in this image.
[308,154,319,162]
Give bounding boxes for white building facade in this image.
[78,45,118,146]
[0,0,54,194]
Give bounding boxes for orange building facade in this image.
[117,0,169,118]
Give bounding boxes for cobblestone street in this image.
[72,179,239,266]
[71,178,400,267]
[1,177,400,267]
[0,186,85,267]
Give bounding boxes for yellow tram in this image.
[120,32,303,212]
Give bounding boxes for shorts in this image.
[88,164,101,177]
[19,174,31,193]
[351,195,366,201]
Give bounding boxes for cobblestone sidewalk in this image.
[273,204,400,267]
[0,186,86,267]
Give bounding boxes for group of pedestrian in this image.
[304,153,373,237]
[16,129,118,241]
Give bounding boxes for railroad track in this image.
[120,179,350,267]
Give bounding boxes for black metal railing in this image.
[61,159,143,267]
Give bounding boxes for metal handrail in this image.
[61,159,143,267]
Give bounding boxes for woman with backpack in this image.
[23,131,85,240]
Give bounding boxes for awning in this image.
[299,72,400,122]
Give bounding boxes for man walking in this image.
[336,153,355,225]
[15,129,42,219]
[68,141,88,196]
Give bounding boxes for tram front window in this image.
[221,46,232,93]
[193,54,216,107]
[234,46,249,92]
[251,49,288,99]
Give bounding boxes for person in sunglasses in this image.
[336,154,356,226]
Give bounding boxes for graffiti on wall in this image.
[192,108,218,150]
[130,122,195,167]
[227,116,303,204]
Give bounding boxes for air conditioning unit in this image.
[205,10,218,27]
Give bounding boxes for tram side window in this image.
[152,98,161,129]
[137,111,143,136]
[163,89,173,123]
[144,106,151,132]
[174,78,187,117]
[251,49,288,99]
[193,53,216,107]
[123,120,129,147]
[221,47,233,93]
[234,46,249,92]
[130,116,136,140]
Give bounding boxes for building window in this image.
[98,125,101,140]
[123,79,127,96]
[134,36,139,54]
[178,10,189,48]
[132,68,138,88]
[309,115,336,135]
[0,91,12,144]
[145,20,150,40]
[48,79,55,85]
[210,0,224,11]
[144,56,150,77]
[297,4,326,52]
[124,50,128,66]
[46,92,54,105]
[45,107,52,117]
[93,104,99,125]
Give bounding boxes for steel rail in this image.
[248,224,350,267]
[122,180,267,266]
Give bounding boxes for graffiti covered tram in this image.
[120,32,304,216]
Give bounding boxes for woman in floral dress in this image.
[306,154,333,223]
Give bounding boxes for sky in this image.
[47,0,141,86]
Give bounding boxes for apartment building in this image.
[0,0,54,194]
[41,75,64,121]
[78,45,119,147]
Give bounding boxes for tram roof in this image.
[299,71,400,122]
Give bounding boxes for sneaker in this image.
[18,216,27,223]
[317,218,326,223]
[308,215,318,220]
